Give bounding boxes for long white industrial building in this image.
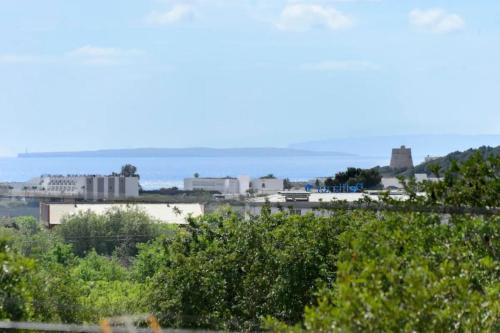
[40,202,204,227]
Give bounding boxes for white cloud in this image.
[409,8,464,33]
[147,4,195,25]
[301,60,379,71]
[68,46,142,65]
[276,3,353,32]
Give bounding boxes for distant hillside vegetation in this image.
[375,145,500,177]
[412,145,500,176]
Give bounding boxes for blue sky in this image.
[0,0,499,156]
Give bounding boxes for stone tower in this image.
[390,145,414,169]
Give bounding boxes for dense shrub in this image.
[56,207,162,257]
[424,152,500,208]
[267,213,499,332]
[0,215,152,323]
[146,209,372,330]
[0,236,34,320]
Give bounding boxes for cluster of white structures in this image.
[183,176,284,196]
[1,145,446,227]
[39,189,417,227]
[1,175,139,200]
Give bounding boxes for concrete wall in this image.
[41,202,204,226]
[125,177,139,197]
[250,178,284,195]
[238,176,250,195]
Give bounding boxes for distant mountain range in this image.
[18,147,355,158]
[289,134,500,161]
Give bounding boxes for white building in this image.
[381,174,440,189]
[183,176,284,196]
[40,202,203,227]
[6,175,139,200]
[184,177,241,195]
[245,191,418,216]
[250,178,284,195]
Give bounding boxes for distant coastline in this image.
[18,147,356,158]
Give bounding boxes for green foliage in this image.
[120,164,139,178]
[378,145,500,177]
[132,236,171,282]
[70,251,147,321]
[79,280,147,321]
[0,236,34,320]
[29,261,84,323]
[414,145,500,175]
[324,177,334,188]
[335,167,381,188]
[325,167,382,189]
[274,213,499,332]
[71,250,129,282]
[0,211,158,324]
[147,209,356,330]
[13,216,40,236]
[283,178,292,190]
[56,208,162,257]
[424,152,500,208]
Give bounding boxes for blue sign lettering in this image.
[304,182,364,193]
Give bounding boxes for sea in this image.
[0,156,389,190]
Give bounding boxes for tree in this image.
[14,216,39,236]
[0,236,34,320]
[56,208,161,257]
[412,145,500,176]
[72,250,128,282]
[148,210,353,331]
[120,164,139,178]
[283,178,292,190]
[267,213,500,332]
[29,261,84,323]
[332,167,381,189]
[423,152,500,208]
[194,172,200,178]
[324,177,335,188]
